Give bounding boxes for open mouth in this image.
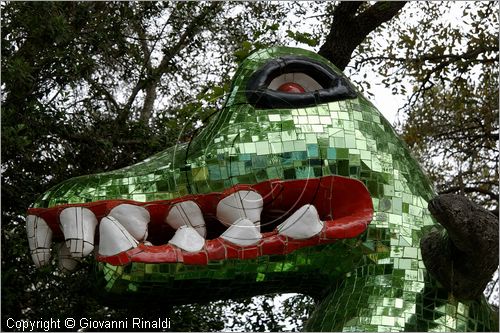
[27,175,373,267]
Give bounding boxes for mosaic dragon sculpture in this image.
[26,47,497,331]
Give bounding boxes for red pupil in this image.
[277,82,306,93]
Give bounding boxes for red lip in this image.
[28,175,373,265]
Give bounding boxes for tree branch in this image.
[132,19,156,122]
[356,50,499,67]
[355,1,408,36]
[402,45,499,112]
[86,77,120,111]
[318,1,407,70]
[439,186,499,201]
[123,8,174,116]
[132,21,153,72]
[154,2,223,79]
[124,2,223,122]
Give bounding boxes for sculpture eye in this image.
[246,56,357,109]
[269,73,322,93]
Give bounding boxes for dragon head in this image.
[28,47,495,331]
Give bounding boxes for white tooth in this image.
[277,204,324,239]
[98,216,138,256]
[216,190,263,227]
[60,207,98,258]
[220,218,262,246]
[26,215,52,267]
[166,201,206,237]
[168,226,205,252]
[109,204,150,241]
[58,242,79,272]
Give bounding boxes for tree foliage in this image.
[2,1,498,331]
[350,1,499,213]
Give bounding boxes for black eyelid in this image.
[246,55,357,109]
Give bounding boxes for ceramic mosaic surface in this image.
[27,47,496,331]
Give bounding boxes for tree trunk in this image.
[319,1,407,70]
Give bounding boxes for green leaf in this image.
[286,30,319,47]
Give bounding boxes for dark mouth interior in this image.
[143,175,372,245]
